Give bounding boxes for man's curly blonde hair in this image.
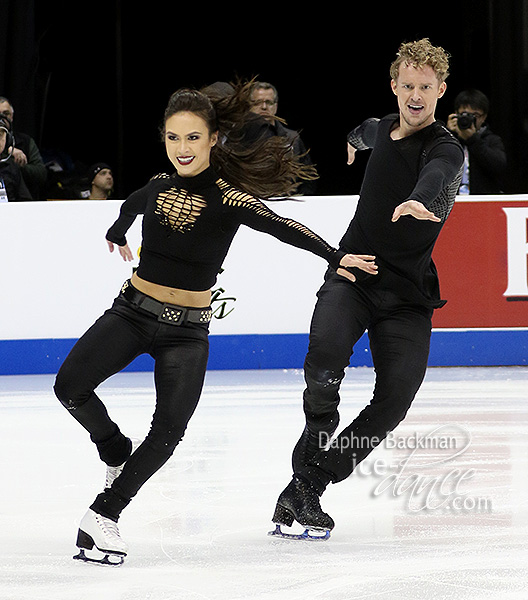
[389,38,450,83]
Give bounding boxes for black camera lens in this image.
[456,112,476,130]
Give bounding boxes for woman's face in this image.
[164,111,218,177]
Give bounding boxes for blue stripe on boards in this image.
[0,330,525,375]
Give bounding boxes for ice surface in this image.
[0,366,527,600]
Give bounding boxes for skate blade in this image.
[268,524,330,541]
[73,548,125,566]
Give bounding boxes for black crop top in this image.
[106,167,345,291]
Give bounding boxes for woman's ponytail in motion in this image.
[163,80,318,198]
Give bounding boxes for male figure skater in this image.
[270,38,464,537]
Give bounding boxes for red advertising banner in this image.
[432,197,528,328]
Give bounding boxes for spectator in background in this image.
[0,97,47,200]
[446,89,507,194]
[249,81,317,195]
[0,114,32,201]
[87,162,114,199]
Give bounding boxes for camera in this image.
[0,114,11,131]
[456,112,477,130]
[0,114,14,162]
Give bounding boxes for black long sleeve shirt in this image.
[343,114,464,308]
[106,166,345,291]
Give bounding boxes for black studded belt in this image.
[120,280,212,325]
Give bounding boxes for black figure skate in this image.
[268,476,334,541]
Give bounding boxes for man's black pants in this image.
[298,271,433,486]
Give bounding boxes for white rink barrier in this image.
[0,195,526,374]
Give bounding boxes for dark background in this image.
[1,0,528,198]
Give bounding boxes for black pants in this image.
[54,289,210,520]
[297,271,433,488]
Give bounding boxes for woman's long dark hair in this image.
[162,80,318,198]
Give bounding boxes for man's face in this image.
[0,101,14,122]
[391,63,446,132]
[93,168,114,192]
[249,88,278,122]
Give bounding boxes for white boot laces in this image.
[95,512,121,541]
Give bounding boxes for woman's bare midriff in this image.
[131,273,211,308]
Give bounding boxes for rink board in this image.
[0,328,526,375]
[0,195,526,375]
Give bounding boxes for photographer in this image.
[447,89,507,194]
[0,97,47,200]
[0,115,32,202]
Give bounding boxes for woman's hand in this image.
[336,253,378,282]
[107,240,134,261]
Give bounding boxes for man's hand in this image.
[336,253,378,282]
[446,113,459,134]
[392,200,441,223]
[11,147,27,167]
[347,143,357,165]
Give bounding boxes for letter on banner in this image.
[503,207,528,299]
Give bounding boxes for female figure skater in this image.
[54,82,377,564]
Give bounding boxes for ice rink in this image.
[1,366,527,600]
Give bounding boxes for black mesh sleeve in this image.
[219,180,345,270]
[347,118,380,151]
[409,140,464,222]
